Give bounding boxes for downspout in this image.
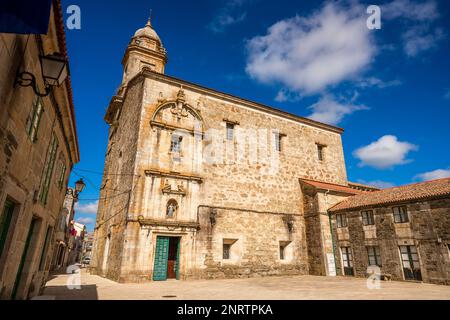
[324,189,338,276]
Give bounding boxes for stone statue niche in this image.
[166,199,178,219]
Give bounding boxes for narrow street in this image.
[39,269,450,300]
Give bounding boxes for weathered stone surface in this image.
[331,198,450,285]
[0,5,79,299]
[92,21,348,283]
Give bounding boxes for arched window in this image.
[166,199,178,219]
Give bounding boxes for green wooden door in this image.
[153,236,169,281]
[175,239,180,280]
[12,218,37,299]
[0,199,15,259]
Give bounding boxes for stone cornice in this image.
[134,217,200,230]
[141,70,344,134]
[144,169,203,183]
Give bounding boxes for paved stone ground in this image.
[40,269,450,300]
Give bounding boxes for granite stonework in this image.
[0,1,79,299]
[90,20,350,282]
[331,197,450,285]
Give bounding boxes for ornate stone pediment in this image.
[161,179,186,196]
[150,89,203,133]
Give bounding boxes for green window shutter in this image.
[40,134,59,205]
[27,97,44,143]
[58,163,67,189]
[153,236,169,281]
[39,226,52,271]
[0,200,15,259]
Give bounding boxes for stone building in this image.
[91,18,376,283]
[0,0,79,299]
[329,178,450,285]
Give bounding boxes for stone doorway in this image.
[153,236,180,281]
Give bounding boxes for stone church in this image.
[91,18,375,282]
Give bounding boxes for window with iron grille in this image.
[226,123,234,141]
[361,210,375,226]
[393,206,409,223]
[26,96,44,143]
[367,246,382,267]
[274,132,282,152]
[336,214,347,228]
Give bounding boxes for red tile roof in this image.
[300,179,369,195]
[329,178,450,212]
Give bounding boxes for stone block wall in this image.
[0,7,79,299]
[331,197,450,285]
[93,69,349,282]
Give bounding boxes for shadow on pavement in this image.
[43,285,99,300]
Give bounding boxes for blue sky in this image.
[62,0,450,231]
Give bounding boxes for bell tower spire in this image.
[121,14,167,85]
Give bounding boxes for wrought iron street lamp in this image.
[14,53,69,97]
[66,178,86,198]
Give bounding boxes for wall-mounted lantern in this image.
[14,53,69,97]
[66,178,86,199]
[283,215,295,233]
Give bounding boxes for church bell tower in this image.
[121,17,167,85]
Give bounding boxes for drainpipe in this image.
[324,189,338,276]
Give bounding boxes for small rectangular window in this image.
[361,210,375,226]
[26,96,44,143]
[336,214,347,228]
[170,135,182,153]
[226,123,234,141]
[223,244,231,260]
[279,244,285,260]
[274,132,282,152]
[393,206,409,223]
[367,246,382,267]
[317,144,325,161]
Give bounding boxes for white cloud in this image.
[415,168,450,181]
[356,77,402,89]
[402,26,445,57]
[245,2,375,95]
[356,179,396,189]
[75,201,98,215]
[353,135,419,169]
[307,94,368,125]
[76,217,95,225]
[209,0,248,33]
[382,0,445,57]
[382,0,439,21]
[274,89,302,103]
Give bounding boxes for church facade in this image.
[91,19,372,282]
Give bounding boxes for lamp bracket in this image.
[14,71,52,97]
